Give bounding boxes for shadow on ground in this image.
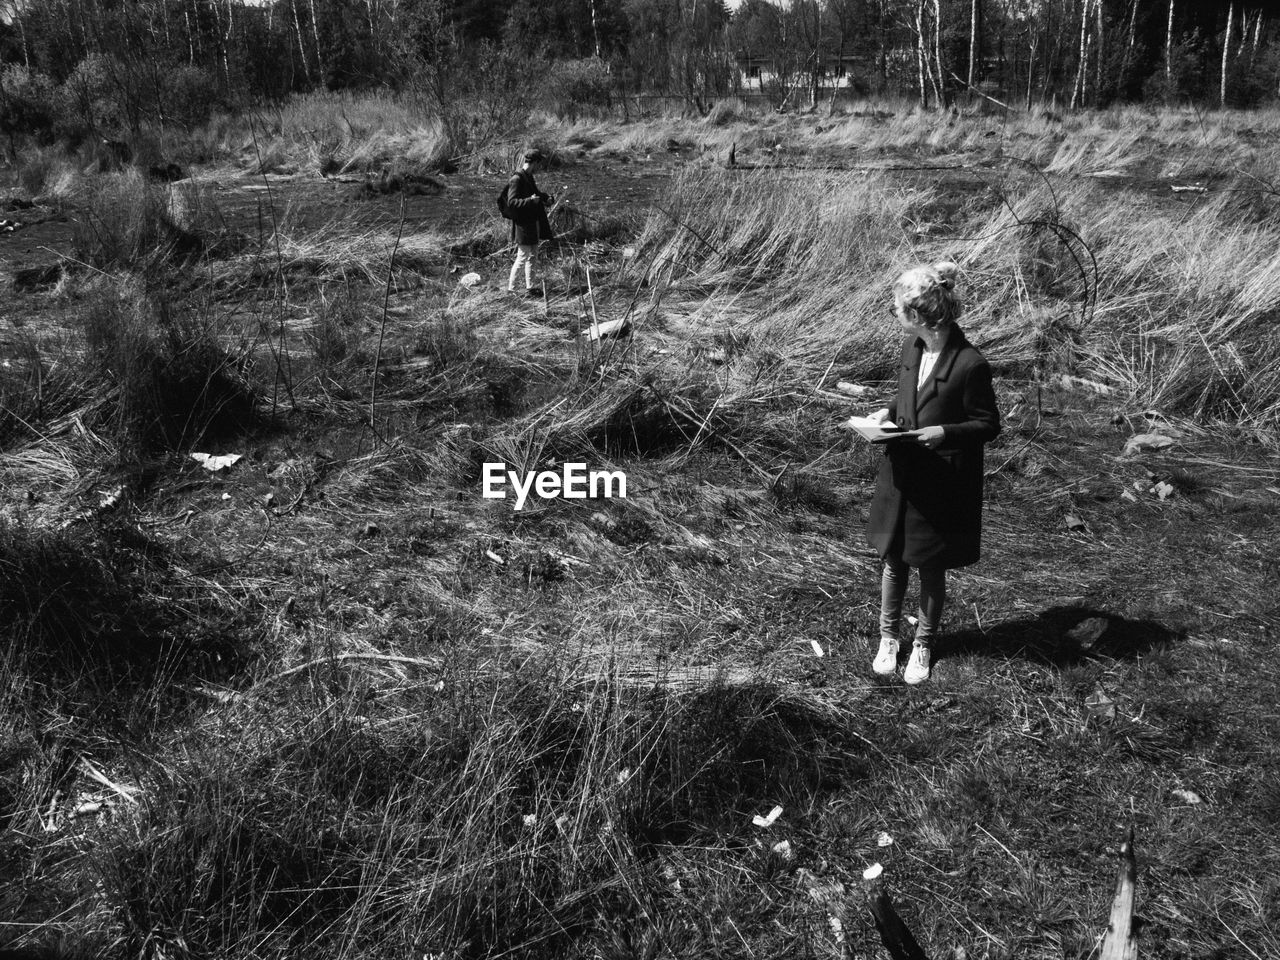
[938,605,1181,666]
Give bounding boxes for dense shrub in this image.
[462,40,540,145]
[61,53,128,135]
[163,65,221,127]
[547,58,614,120]
[0,66,59,148]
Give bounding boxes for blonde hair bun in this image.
[931,260,959,290]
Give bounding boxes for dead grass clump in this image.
[0,520,179,679]
[223,97,470,176]
[413,311,481,369]
[306,284,370,369]
[16,144,78,198]
[242,217,446,284]
[584,381,718,458]
[705,97,755,126]
[353,165,446,198]
[0,330,80,449]
[629,167,875,291]
[770,470,843,515]
[94,656,856,959]
[551,202,636,245]
[72,172,234,271]
[79,282,257,453]
[447,218,507,259]
[483,375,731,477]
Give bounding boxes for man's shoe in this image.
[872,636,899,676]
[903,643,931,685]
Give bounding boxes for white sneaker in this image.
[872,636,900,675]
[903,643,931,685]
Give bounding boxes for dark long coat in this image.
[506,169,553,246]
[866,324,1001,569]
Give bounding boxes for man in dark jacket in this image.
[506,150,554,296]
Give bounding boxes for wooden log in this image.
[587,317,631,341]
[1100,828,1139,960]
[864,865,929,960]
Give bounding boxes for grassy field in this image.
[2,97,1279,959]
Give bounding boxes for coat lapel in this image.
[915,325,964,411]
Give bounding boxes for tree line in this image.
[0,0,1276,142]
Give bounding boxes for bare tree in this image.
[1119,0,1139,93]
[1071,0,1093,109]
[967,0,980,89]
[933,0,948,106]
[1221,1,1234,106]
[915,0,930,108]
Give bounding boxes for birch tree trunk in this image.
[225,0,235,88]
[1026,29,1038,110]
[17,15,30,71]
[1165,0,1175,85]
[161,0,172,53]
[291,0,312,84]
[1071,0,1090,109]
[1249,10,1262,69]
[308,0,324,84]
[1220,2,1233,107]
[1120,0,1138,93]
[211,0,228,89]
[189,0,203,63]
[915,0,930,109]
[968,0,979,89]
[1093,0,1104,104]
[933,0,948,106]
[590,0,602,60]
[811,1,822,109]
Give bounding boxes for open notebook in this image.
[844,416,911,444]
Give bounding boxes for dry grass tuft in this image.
[77,283,257,453]
[73,172,241,271]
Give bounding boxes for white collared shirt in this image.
[917,347,941,389]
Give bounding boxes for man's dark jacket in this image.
[506,169,553,246]
[866,323,1001,569]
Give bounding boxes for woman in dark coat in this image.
[505,150,554,295]
[864,261,1000,684]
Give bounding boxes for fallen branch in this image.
[260,652,443,685]
[949,70,1012,111]
[1100,827,1139,960]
